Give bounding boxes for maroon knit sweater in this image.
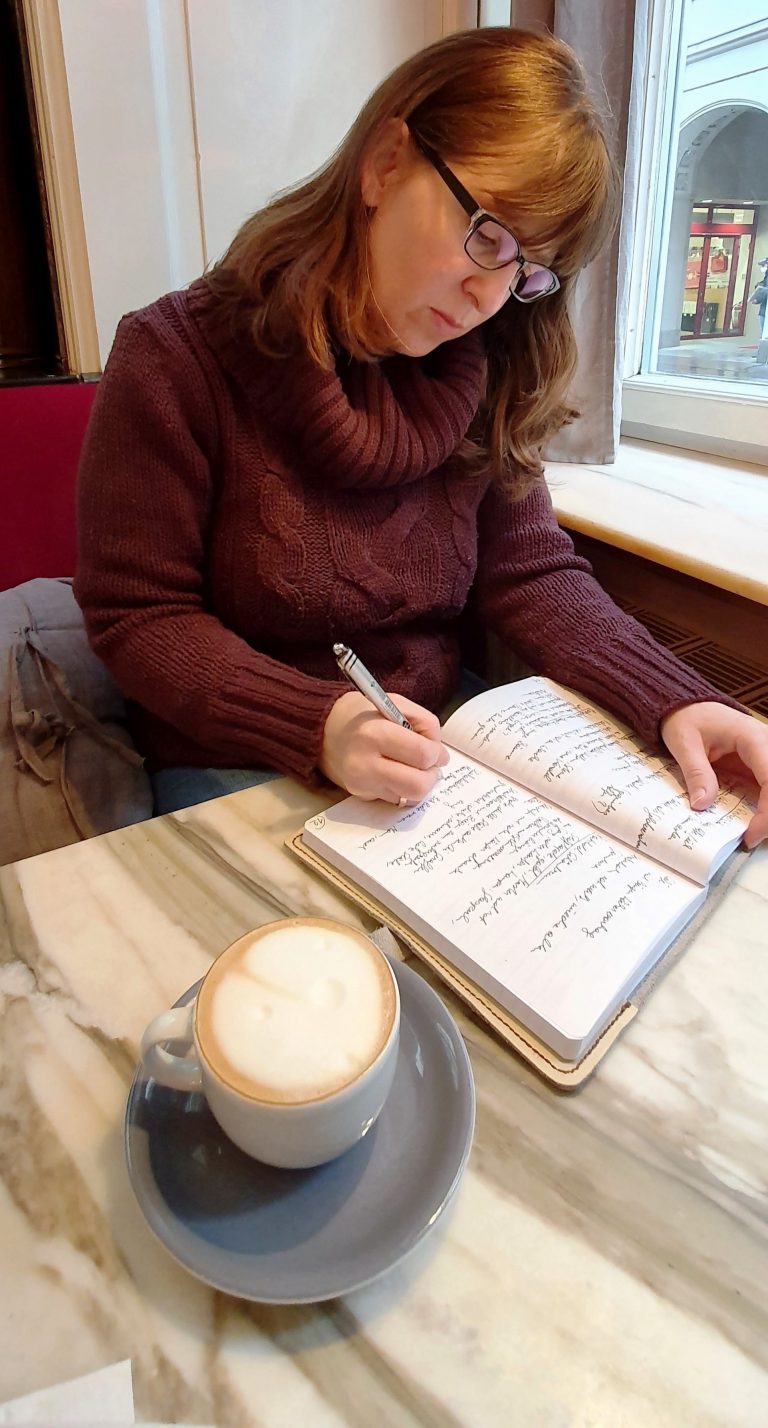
[74,279,732,782]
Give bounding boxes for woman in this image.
[75,27,767,846]
[749,257,768,334]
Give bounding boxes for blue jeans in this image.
[150,667,489,816]
[151,764,280,815]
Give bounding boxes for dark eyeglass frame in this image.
[411,133,560,304]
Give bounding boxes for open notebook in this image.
[297,679,754,1071]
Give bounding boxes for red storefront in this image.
[681,203,758,339]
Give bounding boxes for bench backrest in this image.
[1,381,97,591]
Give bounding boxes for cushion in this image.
[0,382,96,588]
[1,578,153,866]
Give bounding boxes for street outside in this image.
[656,334,768,385]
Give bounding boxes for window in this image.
[623,0,768,464]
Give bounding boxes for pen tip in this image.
[333,643,346,657]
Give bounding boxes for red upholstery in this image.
[0,381,97,590]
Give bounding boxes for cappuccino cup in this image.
[139,917,400,1169]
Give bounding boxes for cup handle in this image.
[140,1004,203,1092]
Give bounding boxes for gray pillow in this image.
[1,578,153,866]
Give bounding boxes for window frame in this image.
[621,0,767,467]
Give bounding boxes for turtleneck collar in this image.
[185,278,485,490]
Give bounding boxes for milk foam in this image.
[203,924,394,1103]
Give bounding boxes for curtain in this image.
[511,1,649,463]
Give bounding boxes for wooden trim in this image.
[19,0,100,374]
[181,0,207,272]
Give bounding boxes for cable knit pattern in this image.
[75,280,739,783]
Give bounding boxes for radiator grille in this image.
[617,599,768,719]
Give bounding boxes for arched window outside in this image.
[624,1,768,459]
[657,104,768,379]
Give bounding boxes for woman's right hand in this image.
[319,691,450,803]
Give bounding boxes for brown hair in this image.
[206,27,619,487]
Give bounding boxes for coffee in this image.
[195,918,397,1105]
[141,916,401,1167]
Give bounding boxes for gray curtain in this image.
[510,1,648,463]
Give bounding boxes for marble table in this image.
[1,778,767,1427]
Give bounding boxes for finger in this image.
[375,760,443,807]
[712,752,757,787]
[733,732,768,848]
[662,723,719,810]
[369,719,449,771]
[744,807,768,849]
[344,751,442,805]
[388,694,444,743]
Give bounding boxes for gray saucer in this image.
[125,959,475,1303]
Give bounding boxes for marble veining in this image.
[1,779,767,1426]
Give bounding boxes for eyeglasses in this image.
[412,134,560,303]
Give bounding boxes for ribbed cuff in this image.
[558,630,745,747]
[210,658,343,784]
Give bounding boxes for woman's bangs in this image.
[476,127,618,278]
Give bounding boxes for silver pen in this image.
[333,643,413,730]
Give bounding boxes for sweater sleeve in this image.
[474,477,742,746]
[74,312,341,781]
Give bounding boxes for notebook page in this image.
[303,751,703,1059]
[442,679,753,884]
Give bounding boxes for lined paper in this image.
[443,679,752,883]
[304,752,703,1058]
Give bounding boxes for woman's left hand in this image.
[660,702,768,848]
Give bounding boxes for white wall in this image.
[187,0,444,265]
[686,2,768,50]
[681,11,768,125]
[58,0,451,366]
[58,0,203,366]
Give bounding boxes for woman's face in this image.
[361,121,547,357]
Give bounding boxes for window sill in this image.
[620,377,767,465]
[545,438,768,609]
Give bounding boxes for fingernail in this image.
[692,787,709,808]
